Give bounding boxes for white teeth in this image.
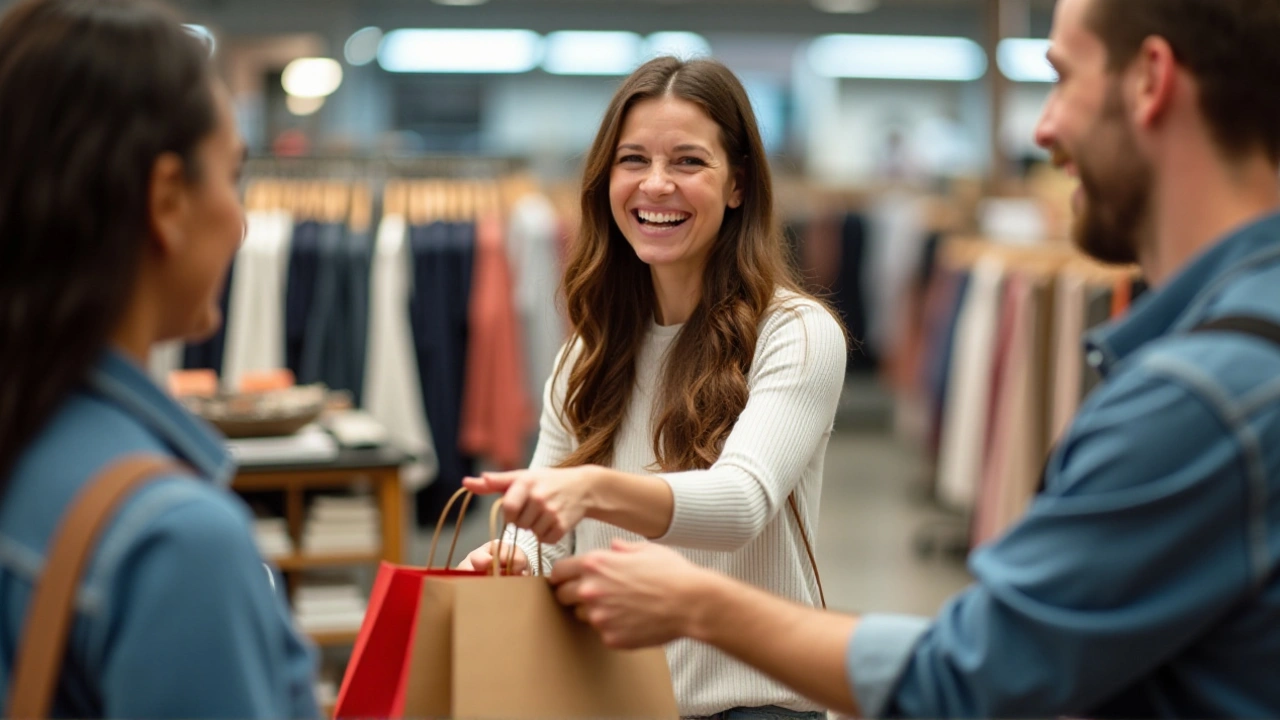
[637,210,689,224]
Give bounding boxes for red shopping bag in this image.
[333,490,489,718]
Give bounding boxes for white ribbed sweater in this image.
[515,293,847,717]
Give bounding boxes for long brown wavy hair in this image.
[557,56,833,472]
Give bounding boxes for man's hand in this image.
[553,540,862,715]
[551,540,718,649]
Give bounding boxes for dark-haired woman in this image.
[460,57,845,718]
[0,0,317,716]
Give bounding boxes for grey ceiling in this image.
[161,0,1055,41]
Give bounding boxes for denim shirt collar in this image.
[1085,211,1280,377]
[86,349,235,486]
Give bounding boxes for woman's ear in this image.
[147,152,189,256]
[727,168,745,209]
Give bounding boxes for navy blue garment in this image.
[298,222,345,388]
[408,221,476,527]
[834,212,875,372]
[182,259,234,374]
[328,229,373,405]
[283,220,322,380]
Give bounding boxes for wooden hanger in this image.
[383,181,405,219]
[479,180,502,219]
[350,182,373,234]
[426,180,445,224]
[243,180,265,213]
[329,181,350,225]
[463,180,480,221]
[444,181,461,223]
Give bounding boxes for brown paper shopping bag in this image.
[403,501,679,720]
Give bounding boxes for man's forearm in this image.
[685,572,863,716]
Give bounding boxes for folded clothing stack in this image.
[302,494,381,556]
[225,424,339,465]
[294,583,368,635]
[252,517,293,560]
[315,674,338,711]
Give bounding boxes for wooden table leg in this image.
[377,468,404,564]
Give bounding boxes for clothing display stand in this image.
[231,445,407,716]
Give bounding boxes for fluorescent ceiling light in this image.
[998,38,1056,82]
[345,26,383,66]
[378,29,541,73]
[432,0,490,5]
[812,0,878,12]
[286,95,325,116]
[281,58,343,98]
[543,31,643,75]
[807,34,986,81]
[642,32,712,61]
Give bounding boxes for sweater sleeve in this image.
[511,341,579,575]
[655,300,846,551]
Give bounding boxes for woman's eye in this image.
[677,157,707,167]
[618,155,646,164]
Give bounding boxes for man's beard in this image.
[1062,86,1152,266]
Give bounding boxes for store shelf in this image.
[309,629,361,647]
[272,552,382,571]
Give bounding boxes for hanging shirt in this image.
[505,193,566,415]
[222,211,292,392]
[363,214,437,491]
[935,257,1006,511]
[460,215,535,470]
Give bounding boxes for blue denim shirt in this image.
[849,211,1280,719]
[0,351,319,718]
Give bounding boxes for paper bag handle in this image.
[488,500,544,576]
[426,487,475,569]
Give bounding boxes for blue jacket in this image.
[849,211,1280,718]
[0,351,318,718]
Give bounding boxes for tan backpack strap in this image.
[7,455,182,719]
[788,493,826,610]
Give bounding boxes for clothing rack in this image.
[897,235,1144,557]
[244,154,528,181]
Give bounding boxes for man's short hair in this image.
[1088,0,1280,164]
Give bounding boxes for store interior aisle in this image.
[411,382,972,619]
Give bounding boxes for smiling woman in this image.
[458,56,849,718]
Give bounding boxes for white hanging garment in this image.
[363,214,438,490]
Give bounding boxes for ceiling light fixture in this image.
[807,34,987,81]
[344,26,383,66]
[642,32,712,61]
[281,57,344,98]
[811,0,879,13]
[998,38,1056,82]
[378,29,542,73]
[542,31,643,75]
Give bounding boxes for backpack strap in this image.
[1189,315,1280,349]
[1038,314,1280,496]
[7,455,184,719]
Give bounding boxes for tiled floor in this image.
[411,424,973,620]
